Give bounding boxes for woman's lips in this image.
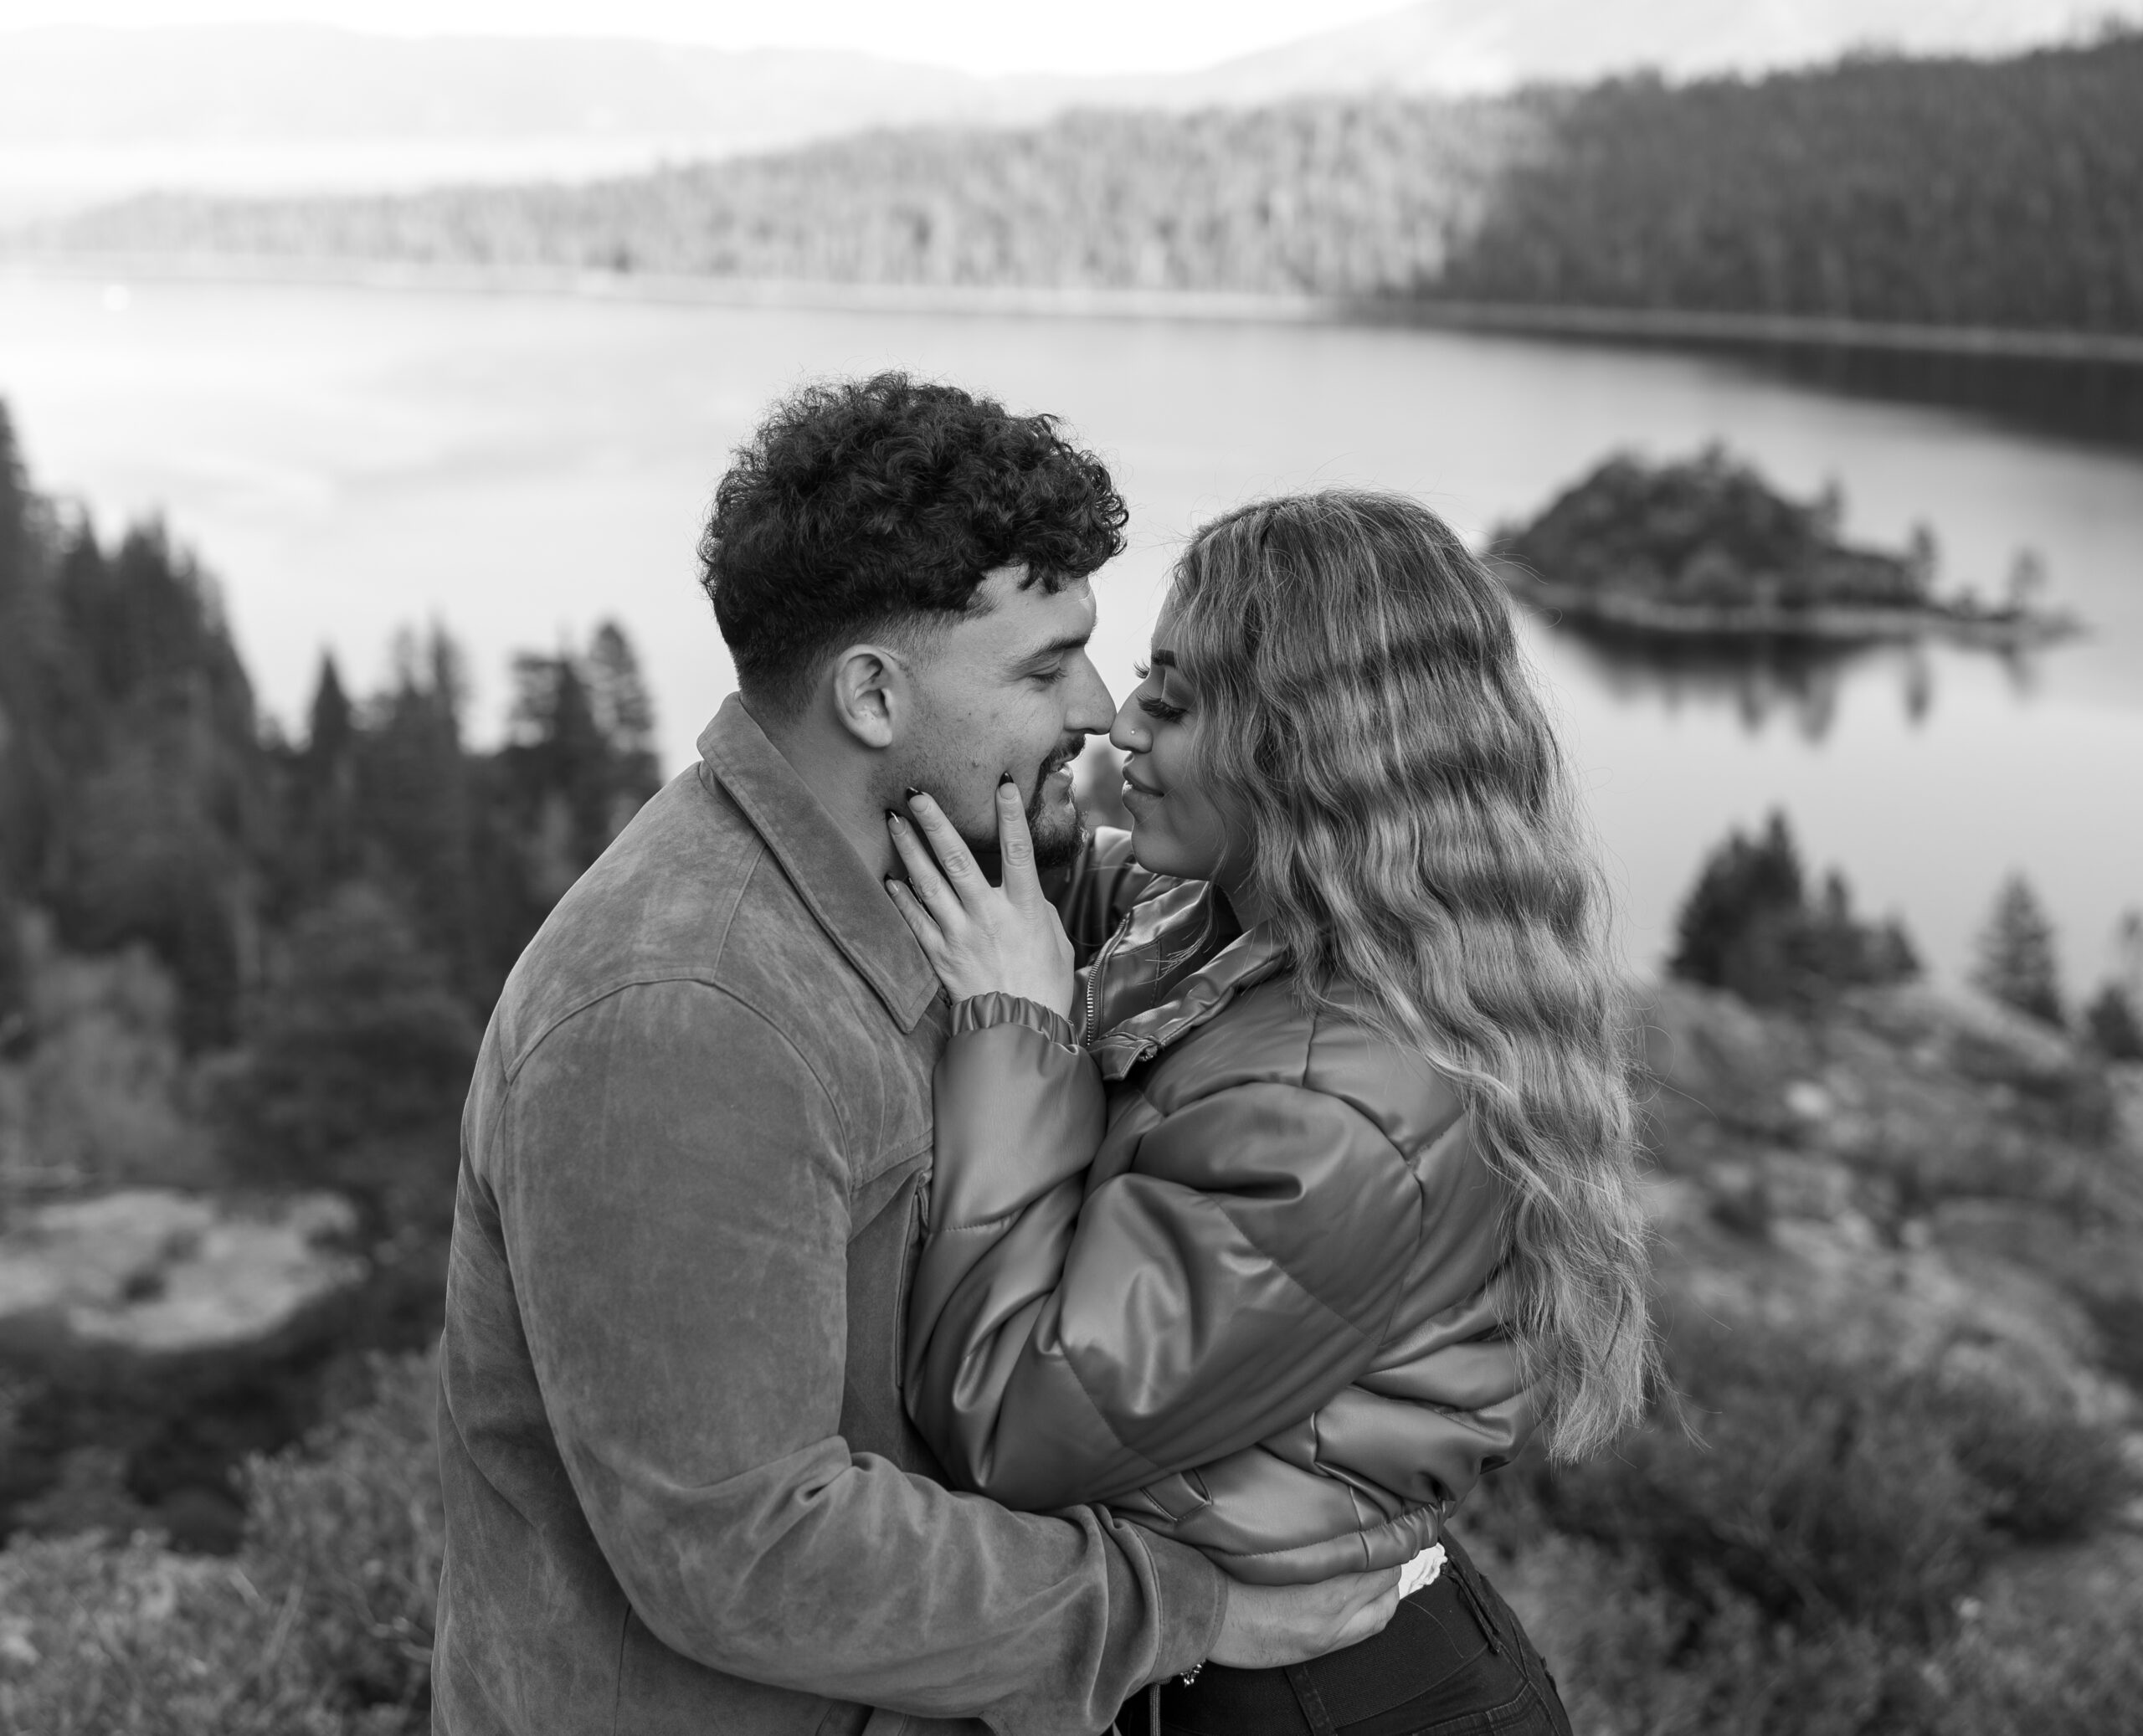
[1122,771,1161,808]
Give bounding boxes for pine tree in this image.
[2084,984,2143,1060]
[357,625,475,989]
[1671,809,1805,999]
[0,401,33,614]
[0,403,29,1024]
[2084,907,2143,1059]
[288,651,361,901]
[1971,873,2063,1026]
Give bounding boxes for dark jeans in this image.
[1124,1533,1572,1736]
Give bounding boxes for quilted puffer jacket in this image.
[902,832,1537,1585]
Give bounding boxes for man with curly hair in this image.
[432,374,1388,1736]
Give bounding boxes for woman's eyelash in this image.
[1138,696,1187,723]
[1132,660,1150,680]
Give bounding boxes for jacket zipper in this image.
[1081,917,1132,1046]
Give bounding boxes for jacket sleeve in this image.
[487,978,1226,1733]
[905,996,1426,1514]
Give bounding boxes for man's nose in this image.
[1065,652,1115,737]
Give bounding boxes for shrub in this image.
[1534,1326,1981,1636]
[0,1532,349,1736]
[1470,1318,2137,1736]
[0,913,218,1194]
[1935,1554,2143,1736]
[0,1352,439,1736]
[1524,1322,2134,1642]
[238,1351,441,1720]
[1927,1381,2135,1543]
[1494,1532,1922,1736]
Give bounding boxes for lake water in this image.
[3,267,2139,993]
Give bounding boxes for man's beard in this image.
[1026,781,1087,871]
[969,738,1087,876]
[1025,737,1088,871]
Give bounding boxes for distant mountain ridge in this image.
[2,3,2133,154]
[30,37,2143,344]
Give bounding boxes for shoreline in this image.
[8,249,2143,366]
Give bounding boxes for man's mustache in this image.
[1025,738,1086,810]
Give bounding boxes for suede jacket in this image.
[431,703,1225,1736]
[904,832,1536,1585]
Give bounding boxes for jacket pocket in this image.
[838,1158,932,1466]
[891,1170,927,1392]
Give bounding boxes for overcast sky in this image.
[0,0,1424,75]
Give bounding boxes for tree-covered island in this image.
[1491,445,2079,649]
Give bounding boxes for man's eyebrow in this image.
[1007,629,1094,670]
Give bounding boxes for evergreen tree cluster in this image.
[1671,812,1919,1005]
[38,34,2143,336]
[0,402,664,1213]
[1673,812,2143,1063]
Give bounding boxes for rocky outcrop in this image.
[0,1189,370,1549]
[1639,977,2143,1430]
[0,1189,364,1363]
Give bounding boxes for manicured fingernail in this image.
[886,809,902,823]
[999,771,1017,787]
[904,786,922,800]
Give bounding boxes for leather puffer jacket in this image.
[903,832,1537,1585]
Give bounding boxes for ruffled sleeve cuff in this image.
[950,992,1079,1050]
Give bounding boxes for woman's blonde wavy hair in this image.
[1166,490,1654,1460]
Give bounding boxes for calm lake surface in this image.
[3,268,2140,990]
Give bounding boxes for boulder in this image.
[0,1189,372,1549]
[0,1189,364,1368]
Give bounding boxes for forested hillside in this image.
[1440,38,2143,331]
[30,33,2143,336]
[0,398,660,1213]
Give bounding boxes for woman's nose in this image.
[1109,694,1148,753]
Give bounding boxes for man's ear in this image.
[825,642,912,750]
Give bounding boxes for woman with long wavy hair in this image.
[885,490,1654,1736]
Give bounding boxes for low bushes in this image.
[2,1322,2133,1735]
[0,1353,438,1736]
[1470,1317,2139,1736]
[1531,1323,2130,1635]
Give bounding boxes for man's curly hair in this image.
[700,372,1128,712]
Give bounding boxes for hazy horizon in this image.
[3,2,2138,223]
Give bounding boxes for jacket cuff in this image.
[1137,1528,1231,1683]
[950,992,1078,1049]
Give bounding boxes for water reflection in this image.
[1531,616,1959,742]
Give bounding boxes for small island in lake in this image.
[1491,445,2079,649]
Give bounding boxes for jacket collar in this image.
[697,695,941,1033]
[1087,883,1288,1082]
